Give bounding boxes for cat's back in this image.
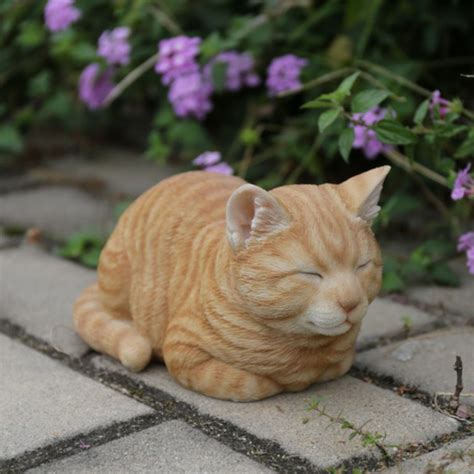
[117,171,244,262]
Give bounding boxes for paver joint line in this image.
[0,319,320,473]
[0,414,171,473]
[2,317,472,473]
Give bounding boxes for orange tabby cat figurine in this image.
[74,166,390,401]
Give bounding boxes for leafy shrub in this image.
[2,0,474,287]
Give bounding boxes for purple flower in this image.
[193,151,221,167]
[78,64,115,110]
[430,90,450,119]
[44,0,81,32]
[168,72,213,120]
[193,151,233,175]
[451,164,474,201]
[204,51,260,92]
[458,232,474,252]
[205,162,234,175]
[97,27,131,66]
[351,107,393,160]
[467,247,474,274]
[458,232,474,274]
[155,36,201,85]
[266,54,308,96]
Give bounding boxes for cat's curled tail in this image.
[73,284,152,371]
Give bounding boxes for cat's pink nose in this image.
[339,301,359,314]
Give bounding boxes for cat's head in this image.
[226,166,390,336]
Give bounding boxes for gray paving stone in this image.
[356,328,474,407]
[357,298,435,349]
[45,150,179,197]
[384,438,474,473]
[0,246,95,357]
[30,420,270,473]
[0,186,113,240]
[93,357,458,469]
[406,259,474,320]
[0,334,152,460]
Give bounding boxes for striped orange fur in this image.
[74,166,390,401]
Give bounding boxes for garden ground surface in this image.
[0,150,473,473]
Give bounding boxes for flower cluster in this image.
[193,151,233,175]
[80,27,131,109]
[155,36,201,85]
[78,64,115,110]
[351,107,392,159]
[154,36,213,120]
[430,90,450,119]
[204,51,260,91]
[44,6,309,117]
[98,27,131,66]
[266,54,308,96]
[451,164,474,201]
[168,73,213,120]
[44,0,81,32]
[458,232,474,274]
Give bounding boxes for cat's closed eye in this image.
[300,271,323,279]
[356,260,372,271]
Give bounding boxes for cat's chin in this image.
[305,321,352,336]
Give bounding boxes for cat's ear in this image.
[226,184,290,251]
[338,166,391,223]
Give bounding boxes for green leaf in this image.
[302,72,360,109]
[351,89,390,113]
[337,71,360,96]
[0,124,23,154]
[200,32,223,60]
[338,127,354,162]
[38,92,72,120]
[146,131,171,164]
[430,262,460,287]
[382,271,405,292]
[211,61,228,93]
[17,21,45,48]
[414,99,429,124]
[434,123,468,139]
[374,119,417,145]
[28,71,51,98]
[318,108,341,133]
[348,432,358,440]
[81,247,102,268]
[455,128,474,158]
[302,99,337,109]
[69,42,97,63]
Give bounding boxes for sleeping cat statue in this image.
[74,165,390,401]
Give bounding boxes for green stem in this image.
[383,148,449,188]
[150,6,182,35]
[104,53,158,107]
[355,59,432,97]
[277,67,355,97]
[356,59,474,121]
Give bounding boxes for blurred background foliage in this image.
[1,0,473,290]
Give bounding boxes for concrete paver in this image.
[0,246,95,357]
[0,334,152,460]
[92,357,459,469]
[356,328,474,407]
[407,259,474,320]
[45,150,179,197]
[384,438,474,473]
[30,420,270,473]
[0,186,112,240]
[357,298,435,349]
